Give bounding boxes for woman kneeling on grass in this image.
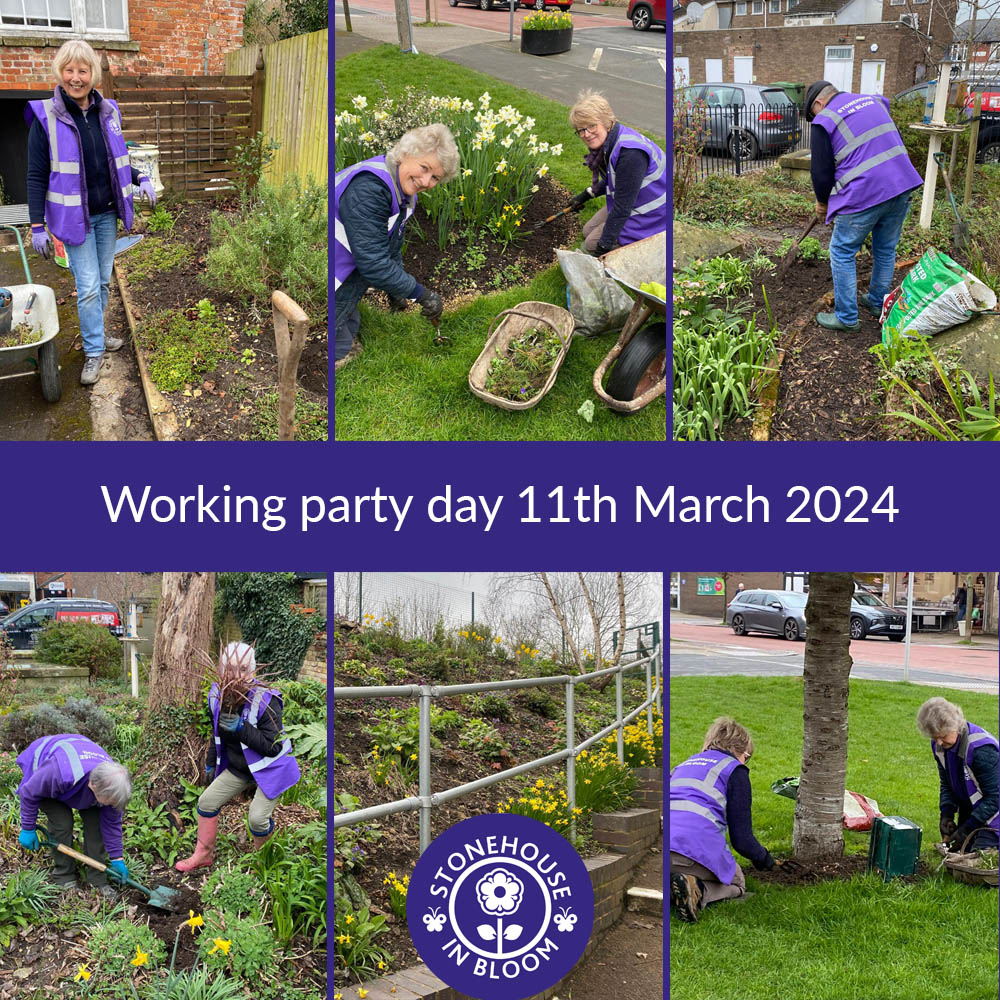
[333,123,460,371]
[669,717,779,922]
[916,696,999,853]
[564,90,667,257]
[176,642,300,871]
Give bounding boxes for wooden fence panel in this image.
[225,29,328,186]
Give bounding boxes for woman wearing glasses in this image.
[565,91,666,256]
[669,717,778,923]
[915,697,999,854]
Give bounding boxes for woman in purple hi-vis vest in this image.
[916,697,999,853]
[564,91,666,256]
[669,718,779,922]
[176,642,300,873]
[25,40,156,386]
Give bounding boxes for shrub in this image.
[88,918,165,972]
[204,176,327,310]
[458,718,509,761]
[281,678,327,726]
[464,692,514,722]
[34,621,122,679]
[200,913,276,980]
[200,869,265,919]
[1,699,114,752]
[519,688,561,720]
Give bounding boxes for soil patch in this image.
[116,198,327,441]
[395,174,580,304]
[746,853,931,886]
[121,881,203,970]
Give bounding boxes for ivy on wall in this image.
[216,573,326,680]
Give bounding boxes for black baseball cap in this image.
[804,80,834,121]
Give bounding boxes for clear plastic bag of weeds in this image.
[557,249,633,338]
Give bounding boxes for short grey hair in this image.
[386,124,460,183]
[816,84,838,106]
[89,761,132,812]
[702,717,754,758]
[52,40,102,89]
[916,697,965,740]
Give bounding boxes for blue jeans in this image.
[64,211,118,357]
[829,192,912,326]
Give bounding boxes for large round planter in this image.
[520,26,572,55]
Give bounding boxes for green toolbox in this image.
[867,815,922,881]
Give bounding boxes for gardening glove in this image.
[815,201,827,221]
[416,288,443,323]
[940,815,958,841]
[30,225,51,259]
[19,828,40,851]
[947,825,972,853]
[107,859,129,882]
[219,711,243,734]
[388,294,409,313]
[594,241,614,257]
[203,766,215,786]
[137,177,157,208]
[569,187,593,212]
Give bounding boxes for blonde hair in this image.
[569,90,616,132]
[916,697,965,740]
[52,40,102,89]
[702,717,754,758]
[386,124,460,183]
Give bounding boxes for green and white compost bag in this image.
[881,247,997,340]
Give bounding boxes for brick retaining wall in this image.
[339,805,663,1000]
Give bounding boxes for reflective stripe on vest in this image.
[51,739,86,783]
[669,798,728,834]
[669,754,733,807]
[32,735,63,771]
[244,687,292,772]
[834,122,898,163]
[41,99,80,174]
[833,145,910,195]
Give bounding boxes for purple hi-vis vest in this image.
[670,748,742,882]
[24,88,136,246]
[333,156,415,292]
[209,683,300,799]
[932,722,1000,833]
[605,125,667,245]
[16,734,124,857]
[813,92,922,223]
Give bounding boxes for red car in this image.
[627,0,665,29]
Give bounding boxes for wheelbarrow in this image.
[0,282,62,403]
[35,825,184,911]
[593,231,667,413]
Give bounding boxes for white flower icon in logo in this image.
[554,907,577,932]
[476,869,524,915]
[423,907,446,932]
[475,868,524,954]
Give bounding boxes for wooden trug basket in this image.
[468,301,575,411]
[941,828,999,887]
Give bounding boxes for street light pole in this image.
[903,572,914,683]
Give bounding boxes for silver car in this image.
[725,589,807,641]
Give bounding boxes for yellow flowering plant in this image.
[497,778,576,840]
[573,748,637,813]
[334,902,391,980]
[604,711,663,768]
[521,9,572,29]
[383,871,410,920]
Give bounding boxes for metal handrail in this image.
[333,645,663,851]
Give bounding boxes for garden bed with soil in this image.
[747,853,931,886]
[115,198,327,441]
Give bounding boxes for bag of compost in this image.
[557,249,633,338]
[881,246,997,340]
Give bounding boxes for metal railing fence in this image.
[333,645,663,852]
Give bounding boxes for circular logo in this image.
[407,814,594,1000]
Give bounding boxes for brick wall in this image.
[676,571,783,618]
[0,0,247,91]
[674,22,926,96]
[340,808,662,1000]
[297,632,327,684]
[634,766,664,810]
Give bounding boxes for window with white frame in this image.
[752,0,763,12]
[735,1,747,12]
[0,0,126,33]
[769,0,781,11]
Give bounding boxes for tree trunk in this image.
[610,572,626,667]
[793,572,854,862]
[148,572,216,712]
[577,572,603,666]
[539,572,583,669]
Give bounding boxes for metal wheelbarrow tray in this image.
[0,283,62,402]
[469,301,575,411]
[594,231,667,414]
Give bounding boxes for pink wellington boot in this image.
[175,813,219,872]
[250,820,274,851]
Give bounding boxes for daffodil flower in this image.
[130,945,149,967]
[74,965,91,982]
[359,989,369,999]
[208,938,232,955]
[184,911,205,933]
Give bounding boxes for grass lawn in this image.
[669,676,1000,1000]
[334,46,666,441]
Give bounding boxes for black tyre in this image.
[534,0,545,9]
[850,616,867,640]
[449,0,458,6]
[728,129,760,161]
[605,322,666,404]
[979,136,1000,164]
[783,618,800,641]
[480,0,492,9]
[888,634,904,642]
[731,614,746,636]
[632,4,651,28]
[37,339,61,403]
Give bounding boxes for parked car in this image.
[448,0,571,8]
[627,0,665,30]
[892,79,1000,164]
[448,0,515,9]
[0,598,124,650]
[849,589,908,640]
[681,83,801,160]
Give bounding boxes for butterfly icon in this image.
[423,907,446,932]
[554,907,577,932]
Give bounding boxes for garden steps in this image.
[113,265,179,441]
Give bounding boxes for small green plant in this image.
[429,706,461,733]
[484,327,563,402]
[281,679,327,726]
[776,234,828,261]
[137,304,229,393]
[519,688,560,720]
[240,348,257,366]
[248,389,328,442]
[232,130,281,199]
[0,322,41,348]
[0,869,59,946]
[458,717,509,761]
[199,869,264,919]
[497,777,576,839]
[284,719,326,760]
[146,204,176,233]
[199,913,275,979]
[334,902,391,980]
[463,242,487,270]
[464,692,514,722]
[123,239,192,284]
[88,918,165,971]
[573,747,637,814]
[383,871,409,920]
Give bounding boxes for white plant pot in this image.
[957,620,967,637]
[129,143,165,195]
